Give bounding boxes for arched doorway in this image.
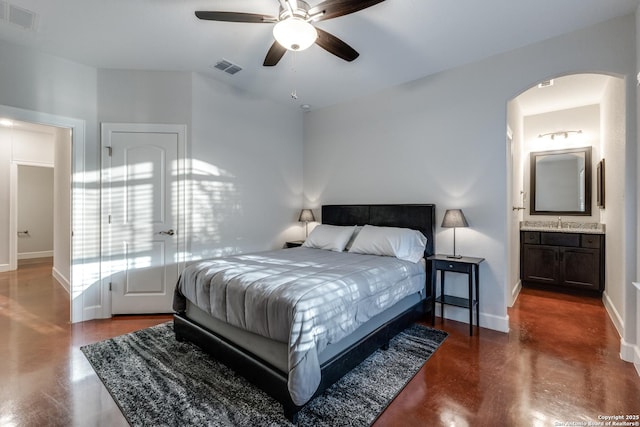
[506,73,626,334]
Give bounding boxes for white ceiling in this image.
[0,0,638,111]
[515,74,613,117]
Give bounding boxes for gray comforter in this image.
[173,247,425,405]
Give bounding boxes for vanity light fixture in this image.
[538,130,582,140]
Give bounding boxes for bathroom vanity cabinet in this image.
[520,230,604,293]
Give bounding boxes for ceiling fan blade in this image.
[195,11,277,23]
[263,41,287,66]
[309,0,386,22]
[315,28,359,62]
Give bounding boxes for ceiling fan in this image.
[195,0,386,66]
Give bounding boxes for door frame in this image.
[100,123,187,317]
[0,104,85,322]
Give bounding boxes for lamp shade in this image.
[298,209,315,222]
[441,209,469,228]
[273,18,318,51]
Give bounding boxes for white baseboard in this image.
[0,263,10,272]
[620,339,635,362]
[602,290,624,338]
[18,250,53,260]
[621,339,640,376]
[52,267,70,294]
[509,280,522,307]
[435,304,510,333]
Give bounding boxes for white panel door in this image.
[103,124,185,314]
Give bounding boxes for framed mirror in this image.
[530,147,592,215]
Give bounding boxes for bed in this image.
[173,204,436,422]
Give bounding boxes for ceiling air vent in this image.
[211,59,243,76]
[7,3,36,30]
[537,79,554,88]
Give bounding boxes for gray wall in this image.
[303,15,637,332]
[17,165,54,256]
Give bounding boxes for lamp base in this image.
[446,254,463,259]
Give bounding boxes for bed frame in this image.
[173,204,436,423]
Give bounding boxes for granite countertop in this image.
[520,220,605,234]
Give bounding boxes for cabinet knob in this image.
[449,264,454,268]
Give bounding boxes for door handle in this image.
[159,229,175,236]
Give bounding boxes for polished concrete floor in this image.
[1,259,638,426]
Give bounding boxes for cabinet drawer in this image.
[433,260,470,273]
[581,235,601,248]
[541,232,580,247]
[522,232,540,244]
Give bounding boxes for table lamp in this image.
[441,209,468,259]
[298,209,315,238]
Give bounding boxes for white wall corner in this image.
[602,290,624,337]
[509,279,522,307]
[620,282,640,372]
[620,338,639,365]
[52,267,70,294]
[436,304,510,333]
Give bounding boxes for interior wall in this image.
[599,77,627,335]
[0,38,98,321]
[190,73,304,258]
[17,165,54,257]
[53,127,72,291]
[303,14,637,333]
[522,104,601,222]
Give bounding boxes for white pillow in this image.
[302,224,356,252]
[344,225,362,251]
[348,224,427,263]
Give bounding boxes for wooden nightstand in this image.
[427,254,485,336]
[285,240,304,248]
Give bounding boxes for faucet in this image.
[557,216,562,229]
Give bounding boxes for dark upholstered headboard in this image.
[321,204,436,257]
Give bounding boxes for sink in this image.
[520,220,605,234]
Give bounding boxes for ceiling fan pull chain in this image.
[290,51,298,100]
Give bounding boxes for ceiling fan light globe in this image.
[273,18,317,51]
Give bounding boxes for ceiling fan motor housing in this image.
[278,0,312,21]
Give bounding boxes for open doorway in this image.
[1,119,72,293]
[506,73,626,335]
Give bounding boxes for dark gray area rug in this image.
[81,321,447,426]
